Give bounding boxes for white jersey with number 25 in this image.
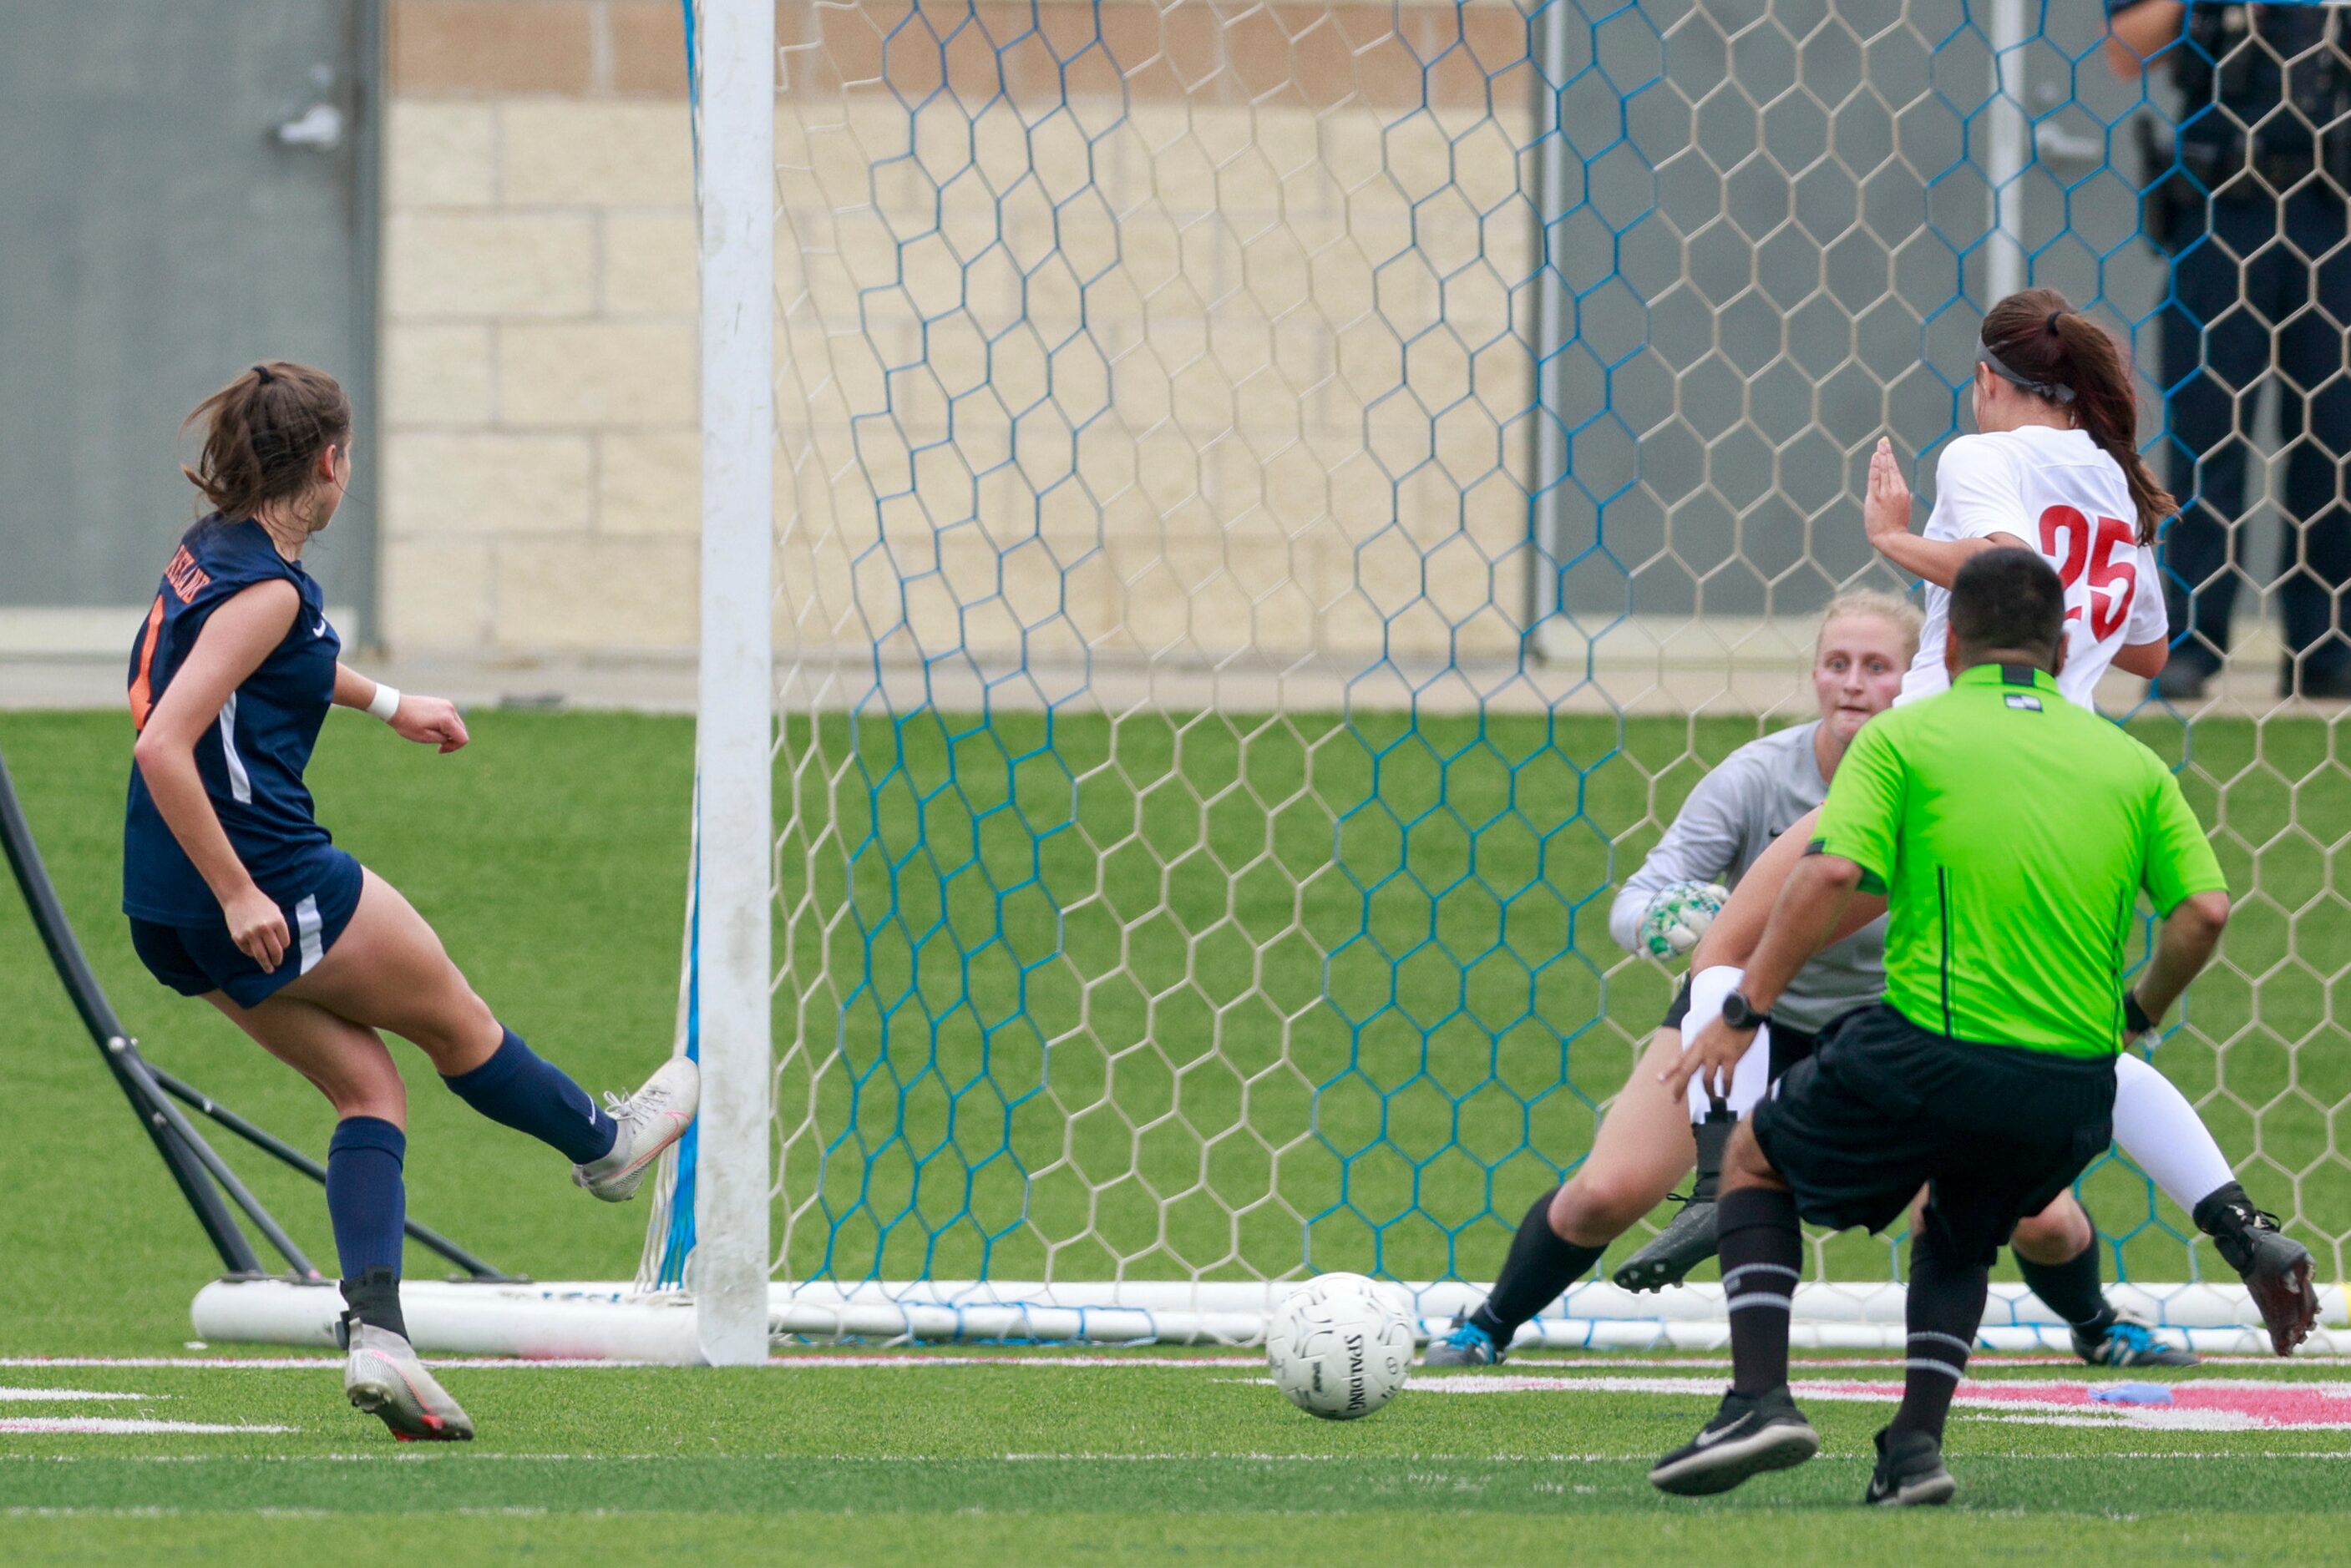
[1898,425,2166,710]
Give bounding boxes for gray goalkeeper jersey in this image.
[1606,721,1887,1034]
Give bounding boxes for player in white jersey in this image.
[1667,291,2317,1358]
[1424,596,2170,1368]
[1867,289,2173,711]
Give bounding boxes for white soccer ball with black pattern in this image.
[1264,1272,1415,1420]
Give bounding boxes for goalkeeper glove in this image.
[1637,880,1730,961]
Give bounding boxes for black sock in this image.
[1895,1223,1988,1444]
[1691,1110,1735,1202]
[2191,1181,2276,1276]
[341,1264,408,1341]
[2192,1180,2256,1239]
[1468,1188,1604,1344]
[2015,1232,2111,1333]
[1717,1185,1801,1397]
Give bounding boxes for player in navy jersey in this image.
[124,362,699,1440]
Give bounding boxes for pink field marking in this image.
[1421,1372,2351,1430]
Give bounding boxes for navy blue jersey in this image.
[123,517,342,923]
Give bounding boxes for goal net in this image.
[195,0,2351,1359]
[624,0,2351,1353]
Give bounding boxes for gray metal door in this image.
[0,0,378,645]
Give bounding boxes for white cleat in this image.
[344,1323,474,1442]
[573,1056,700,1203]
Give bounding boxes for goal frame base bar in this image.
[191,1277,2347,1363]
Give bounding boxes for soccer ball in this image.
[1264,1272,1415,1420]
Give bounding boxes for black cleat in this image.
[1421,1311,1504,1368]
[1614,1195,1719,1293]
[1617,1111,1730,1293]
[2152,662,2211,703]
[2073,1310,2199,1369]
[1649,1386,1819,1496]
[1862,1425,1955,1507]
[2198,1191,2320,1356]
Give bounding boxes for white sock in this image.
[2110,1052,2235,1214]
[1682,964,1772,1122]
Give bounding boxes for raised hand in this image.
[1861,436,1913,555]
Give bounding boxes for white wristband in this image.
[366,683,402,722]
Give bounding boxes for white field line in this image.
[4,1448,2348,1467]
[12,1351,2351,1372]
[0,1390,144,1402]
[2,1506,325,1518]
[0,1419,294,1435]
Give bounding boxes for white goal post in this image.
[685,0,778,1370]
[188,0,2351,1362]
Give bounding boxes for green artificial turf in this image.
[1,1356,2350,1565]
[0,705,2348,1565]
[0,704,2339,1358]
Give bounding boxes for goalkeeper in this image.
[1427,592,2172,1369]
[1649,549,2238,1505]
[1427,596,1938,1363]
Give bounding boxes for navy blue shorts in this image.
[128,847,367,1009]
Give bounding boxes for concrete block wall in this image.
[381,1,1537,665]
[383,1,698,656]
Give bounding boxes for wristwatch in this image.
[1720,990,1767,1031]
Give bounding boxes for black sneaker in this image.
[1649,1386,1819,1496]
[2290,662,2351,701]
[1614,1193,1719,1293]
[2153,661,2212,703]
[2198,1195,2319,1356]
[1862,1425,1954,1507]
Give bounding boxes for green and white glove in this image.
[1637,880,1730,961]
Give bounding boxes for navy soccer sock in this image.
[327,1116,408,1338]
[1718,1185,1802,1397]
[441,1028,617,1165]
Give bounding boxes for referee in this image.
[1647,550,2268,1508]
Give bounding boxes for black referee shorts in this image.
[1750,1004,2116,1266]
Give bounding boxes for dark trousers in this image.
[2158,190,2351,678]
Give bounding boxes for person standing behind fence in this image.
[2110,3,2351,701]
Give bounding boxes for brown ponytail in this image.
[1980,289,2174,544]
[179,361,352,524]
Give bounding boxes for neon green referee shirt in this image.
[1812,663,2227,1057]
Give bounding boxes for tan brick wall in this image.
[380,0,1533,660]
[382,0,698,655]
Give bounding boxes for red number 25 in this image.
[2038,506,2136,641]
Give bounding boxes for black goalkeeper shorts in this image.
[1751,1003,2116,1266]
